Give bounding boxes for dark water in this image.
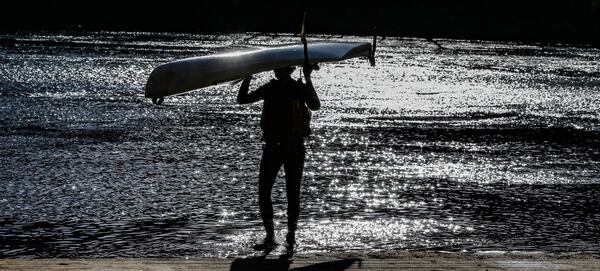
[1,31,599,258]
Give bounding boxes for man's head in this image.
[274,66,295,80]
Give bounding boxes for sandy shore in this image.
[1,252,600,270]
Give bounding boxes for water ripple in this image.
[1,31,599,258]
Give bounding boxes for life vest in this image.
[291,99,311,137]
[260,79,312,139]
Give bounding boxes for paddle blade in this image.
[301,12,307,45]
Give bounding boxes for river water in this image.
[1,31,599,258]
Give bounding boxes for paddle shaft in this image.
[301,12,309,67]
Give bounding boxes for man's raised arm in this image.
[237,76,262,104]
[303,66,320,110]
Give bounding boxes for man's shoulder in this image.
[257,79,277,91]
[261,78,306,93]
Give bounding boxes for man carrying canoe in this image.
[237,64,320,254]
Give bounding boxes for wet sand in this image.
[2,252,599,270]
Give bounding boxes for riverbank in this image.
[2,252,600,270]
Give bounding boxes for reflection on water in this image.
[0,31,599,258]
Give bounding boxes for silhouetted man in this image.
[237,65,320,253]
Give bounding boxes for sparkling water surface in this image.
[1,31,599,258]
